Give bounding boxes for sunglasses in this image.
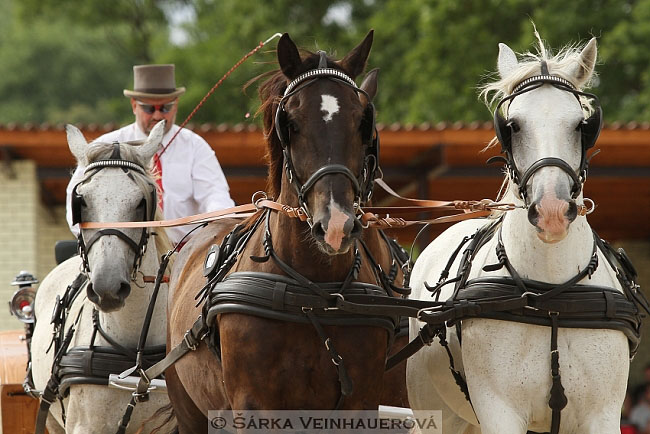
[136,101,176,114]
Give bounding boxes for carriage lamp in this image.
[9,270,37,324]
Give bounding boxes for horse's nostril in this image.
[117,282,131,301]
[566,201,578,222]
[311,221,326,240]
[527,203,539,226]
[350,218,362,239]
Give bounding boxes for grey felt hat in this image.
[123,64,186,99]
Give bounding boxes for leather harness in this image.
[387,216,648,434]
[32,154,168,434]
[129,208,412,412]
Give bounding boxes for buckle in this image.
[132,390,150,403]
[183,331,198,351]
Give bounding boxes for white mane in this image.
[480,34,597,117]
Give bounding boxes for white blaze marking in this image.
[320,94,339,123]
[324,196,350,252]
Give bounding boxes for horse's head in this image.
[261,31,379,255]
[489,37,602,243]
[67,121,164,311]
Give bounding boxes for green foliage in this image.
[1,0,650,125]
[0,3,134,124]
[161,0,378,125]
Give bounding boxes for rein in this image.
[77,182,526,231]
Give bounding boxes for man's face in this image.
[131,97,178,134]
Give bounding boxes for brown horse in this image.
[165,31,409,433]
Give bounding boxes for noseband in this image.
[274,51,380,227]
[72,143,157,277]
[492,62,603,205]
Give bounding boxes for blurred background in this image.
[3,0,650,126]
[0,0,649,412]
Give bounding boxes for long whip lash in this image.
[160,33,283,157]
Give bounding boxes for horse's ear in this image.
[339,30,374,79]
[277,33,302,79]
[497,43,519,79]
[568,37,597,87]
[359,68,379,106]
[138,120,165,162]
[66,124,88,165]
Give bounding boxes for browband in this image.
[85,159,147,176]
[513,74,575,94]
[283,68,358,96]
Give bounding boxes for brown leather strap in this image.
[359,209,492,228]
[257,200,310,221]
[142,275,169,283]
[79,203,258,229]
[78,199,494,231]
[78,177,520,231]
[374,178,456,207]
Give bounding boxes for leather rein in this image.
[78,179,531,232]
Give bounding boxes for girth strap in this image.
[548,313,568,434]
[304,309,353,409]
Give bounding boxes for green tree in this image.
[0,0,135,124]
[1,0,648,125]
[16,0,180,63]
[161,0,379,125]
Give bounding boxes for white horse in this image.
[407,37,642,434]
[31,121,174,433]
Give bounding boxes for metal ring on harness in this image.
[252,191,269,209]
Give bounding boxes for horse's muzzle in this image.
[87,281,131,312]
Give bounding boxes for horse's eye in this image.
[287,120,299,134]
[507,120,520,133]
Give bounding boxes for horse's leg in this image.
[380,334,409,408]
[581,410,623,434]
[45,416,65,434]
[166,364,208,434]
[470,399,527,434]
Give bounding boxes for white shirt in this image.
[66,123,235,244]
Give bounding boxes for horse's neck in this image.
[500,208,595,284]
[95,235,168,347]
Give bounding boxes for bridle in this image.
[492,61,603,205]
[71,143,157,277]
[274,51,380,227]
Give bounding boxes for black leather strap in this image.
[548,313,567,434]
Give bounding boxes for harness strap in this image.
[304,309,353,408]
[437,326,471,404]
[34,375,60,434]
[130,317,208,403]
[35,307,84,434]
[548,312,568,434]
[84,229,141,254]
[115,318,204,434]
[386,323,438,371]
[114,250,174,433]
